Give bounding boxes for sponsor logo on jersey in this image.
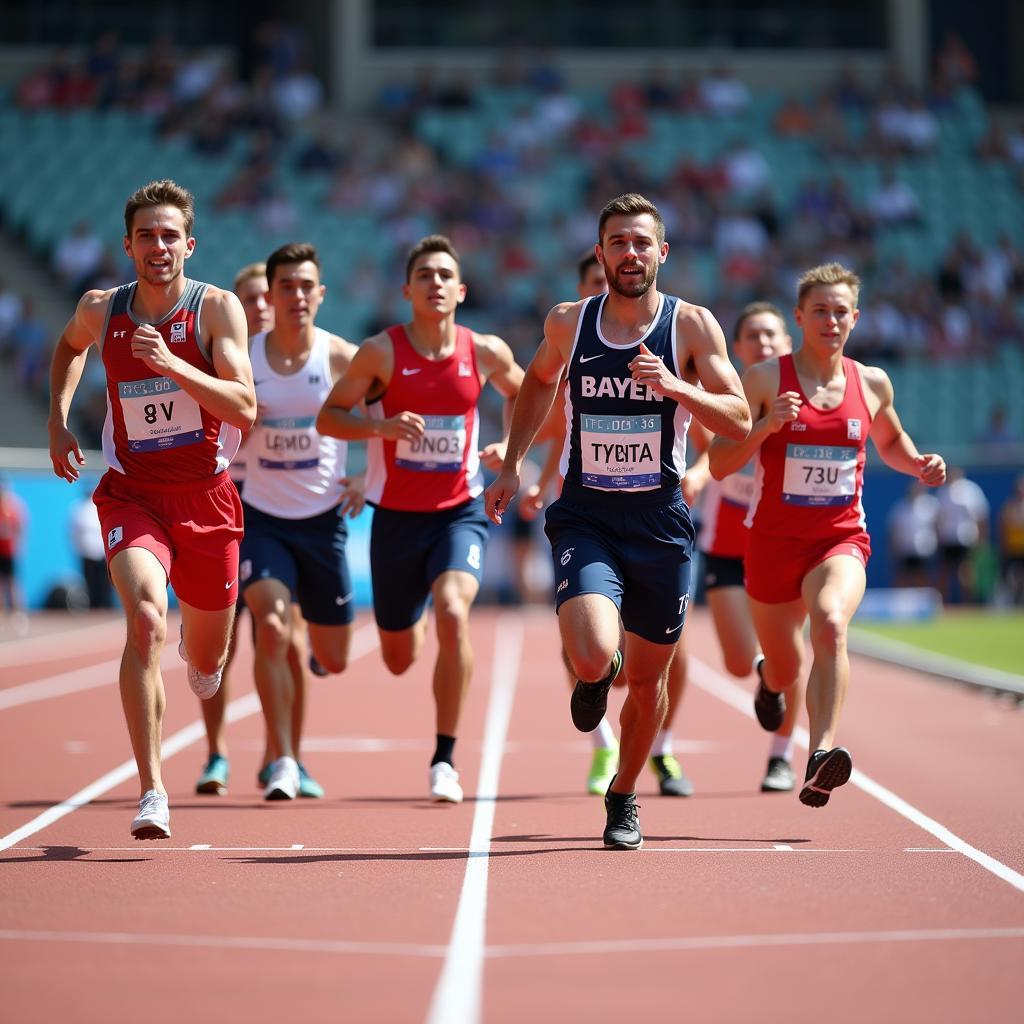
[580,375,663,402]
[169,321,187,344]
[847,418,862,441]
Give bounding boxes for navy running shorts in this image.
[544,496,694,645]
[239,502,354,626]
[703,553,745,591]
[370,497,489,632]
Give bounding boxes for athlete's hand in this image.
[484,468,520,526]
[518,483,545,522]
[628,342,676,397]
[48,422,85,482]
[681,460,709,505]
[378,411,425,442]
[339,474,366,517]
[478,440,507,472]
[916,453,946,487]
[130,324,178,375]
[767,391,802,432]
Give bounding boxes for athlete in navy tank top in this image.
[486,193,750,850]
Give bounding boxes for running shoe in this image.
[264,756,300,801]
[570,649,623,733]
[799,747,853,808]
[603,778,642,850]
[650,753,694,797]
[131,790,171,840]
[752,655,785,732]
[257,763,273,788]
[178,628,222,701]
[429,761,463,803]
[308,655,330,678]
[195,754,229,795]
[587,745,618,796]
[761,756,795,793]
[298,762,325,799]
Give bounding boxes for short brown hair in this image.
[598,193,665,246]
[733,301,786,341]
[233,262,267,292]
[124,179,195,237]
[405,234,460,282]
[796,263,861,308]
[577,251,600,283]
[266,242,320,286]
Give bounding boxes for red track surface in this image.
[1,608,1022,1023]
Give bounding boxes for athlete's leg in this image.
[747,596,806,694]
[178,599,235,677]
[306,619,351,677]
[558,592,622,685]
[429,569,480,737]
[613,631,677,795]
[109,547,171,796]
[662,639,686,732]
[288,607,310,752]
[199,625,233,761]
[707,586,760,678]
[244,577,297,763]
[378,614,428,676]
[800,554,866,753]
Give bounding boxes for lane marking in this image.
[0,618,126,670]
[426,613,522,1024]
[688,656,1024,895]
[485,926,1024,958]
[0,625,378,852]
[774,844,794,851]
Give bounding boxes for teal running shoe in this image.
[195,754,229,795]
[298,762,324,799]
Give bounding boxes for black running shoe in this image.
[570,649,623,733]
[799,747,853,808]
[603,778,642,850]
[760,756,795,793]
[753,656,785,732]
[650,754,694,797]
[308,655,330,678]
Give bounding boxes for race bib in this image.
[396,415,466,472]
[258,415,318,471]
[580,413,661,491]
[783,444,857,506]
[720,461,756,507]
[119,377,204,452]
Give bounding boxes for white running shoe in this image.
[130,790,170,840]
[429,762,463,804]
[264,756,300,801]
[178,629,222,700]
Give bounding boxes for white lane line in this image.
[0,624,378,852]
[774,844,794,851]
[485,926,1024,958]
[688,656,1024,895]
[425,613,522,1024]
[0,929,446,958]
[0,647,183,712]
[189,844,211,851]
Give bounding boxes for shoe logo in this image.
[579,353,604,364]
[335,593,353,605]
[402,367,422,376]
[664,622,683,634]
[224,578,237,589]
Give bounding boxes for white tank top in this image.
[242,328,347,519]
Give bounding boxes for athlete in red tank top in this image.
[47,179,255,840]
[709,264,945,809]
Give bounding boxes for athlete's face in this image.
[577,263,608,300]
[124,205,194,287]
[268,261,324,328]
[403,252,466,318]
[235,275,273,337]
[794,283,859,351]
[733,312,792,369]
[598,214,667,299]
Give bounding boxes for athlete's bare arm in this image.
[474,332,525,470]
[861,364,946,485]
[483,302,579,524]
[628,303,749,440]
[48,289,111,482]
[681,420,712,506]
[326,334,367,516]
[328,334,359,383]
[708,360,801,479]
[315,333,425,443]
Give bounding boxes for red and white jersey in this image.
[364,324,483,512]
[99,280,240,483]
[745,354,872,539]
[698,459,755,559]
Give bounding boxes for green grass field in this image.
[853,610,1024,676]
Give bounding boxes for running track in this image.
[1,608,1021,1023]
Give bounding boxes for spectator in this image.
[70,488,113,609]
[0,474,27,631]
[998,475,1024,605]
[887,480,940,588]
[936,468,990,604]
[699,64,751,117]
[867,166,922,226]
[53,221,107,293]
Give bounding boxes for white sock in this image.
[591,717,617,750]
[651,728,673,757]
[770,734,794,760]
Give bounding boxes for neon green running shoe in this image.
[650,754,694,797]
[195,754,229,795]
[297,762,325,799]
[587,745,619,796]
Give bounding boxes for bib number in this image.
[783,444,857,506]
[580,414,661,491]
[119,377,203,452]
[257,415,318,471]
[396,415,466,472]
